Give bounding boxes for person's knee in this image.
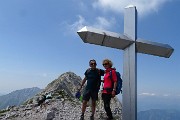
[82,100,87,105]
[92,100,96,105]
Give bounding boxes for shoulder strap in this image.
[86,68,91,73]
[96,68,101,75]
[109,70,114,83]
[85,68,91,77]
[109,70,113,78]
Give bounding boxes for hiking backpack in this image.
[109,70,122,95]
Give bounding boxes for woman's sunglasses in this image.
[103,63,108,66]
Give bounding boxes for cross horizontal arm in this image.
[77,26,174,58]
[136,39,174,58]
[77,26,134,50]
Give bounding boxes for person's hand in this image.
[78,87,82,91]
[77,88,80,92]
[112,90,116,98]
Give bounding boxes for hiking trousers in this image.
[102,93,113,119]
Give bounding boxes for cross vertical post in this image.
[123,5,137,120]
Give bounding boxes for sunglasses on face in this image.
[103,63,109,66]
[90,63,96,66]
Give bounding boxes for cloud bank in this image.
[138,93,180,97]
[139,92,156,96]
[93,0,170,17]
[64,0,171,34]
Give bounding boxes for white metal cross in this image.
[77,5,174,120]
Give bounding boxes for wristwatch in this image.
[113,89,116,91]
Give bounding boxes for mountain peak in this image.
[58,71,80,79]
[42,72,82,97]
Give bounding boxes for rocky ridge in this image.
[0,72,122,120]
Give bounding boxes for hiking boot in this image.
[90,115,94,120]
[80,115,84,120]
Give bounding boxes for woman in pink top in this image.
[102,59,117,120]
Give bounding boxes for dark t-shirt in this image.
[84,68,104,91]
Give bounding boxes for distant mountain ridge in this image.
[138,109,180,120]
[0,87,42,110]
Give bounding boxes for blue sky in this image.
[0,0,179,103]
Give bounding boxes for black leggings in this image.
[102,93,113,119]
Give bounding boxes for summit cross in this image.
[77,5,174,120]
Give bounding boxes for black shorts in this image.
[83,89,98,101]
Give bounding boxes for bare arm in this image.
[112,70,118,97]
[113,81,117,91]
[112,81,117,97]
[79,76,87,90]
[112,70,117,91]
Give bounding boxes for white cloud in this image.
[138,93,176,97]
[60,15,86,35]
[139,92,156,96]
[92,17,116,30]
[69,15,86,32]
[93,0,171,17]
[163,94,170,97]
[64,15,116,34]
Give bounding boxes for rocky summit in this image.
[0,72,122,120]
